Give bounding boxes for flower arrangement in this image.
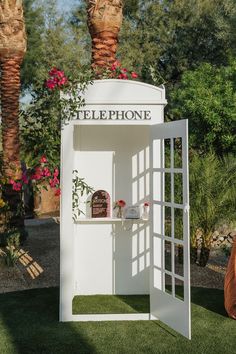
[114,199,126,218]
[142,201,150,220]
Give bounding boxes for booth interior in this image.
[71,123,183,315]
[73,124,150,314]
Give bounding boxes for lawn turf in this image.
[0,287,235,354]
[72,295,150,314]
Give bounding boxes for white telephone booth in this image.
[60,80,191,339]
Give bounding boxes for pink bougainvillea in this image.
[7,155,61,197]
[54,188,61,197]
[45,67,68,90]
[131,72,138,79]
[109,61,138,80]
[40,155,47,164]
[9,179,22,192]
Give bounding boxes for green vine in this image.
[72,170,94,222]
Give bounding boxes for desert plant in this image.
[190,153,236,266]
[222,244,232,258]
[3,230,21,267]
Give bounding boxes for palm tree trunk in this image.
[1,56,22,179]
[0,55,25,233]
[91,31,118,68]
[0,0,27,237]
[87,0,123,69]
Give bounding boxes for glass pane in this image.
[174,138,182,168]
[165,241,172,272]
[165,173,171,203]
[175,244,184,277]
[164,139,171,168]
[165,207,171,237]
[174,208,183,240]
[175,278,184,301]
[154,267,162,290]
[153,172,161,201]
[154,204,161,234]
[153,139,161,168]
[174,173,183,204]
[165,273,172,295]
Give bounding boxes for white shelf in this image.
[75,218,148,223]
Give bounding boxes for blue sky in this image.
[57,0,79,12]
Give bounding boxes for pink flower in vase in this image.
[142,202,149,220]
[114,200,126,218]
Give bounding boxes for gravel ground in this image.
[0,219,229,294]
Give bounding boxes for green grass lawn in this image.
[73,295,150,314]
[0,287,236,354]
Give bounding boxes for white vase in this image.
[142,205,149,220]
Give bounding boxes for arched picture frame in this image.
[91,190,110,218]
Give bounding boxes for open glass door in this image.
[150,119,191,339]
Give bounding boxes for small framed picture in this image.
[124,206,140,219]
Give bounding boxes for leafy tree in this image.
[21,0,87,91]
[69,1,91,66]
[169,62,236,155]
[118,0,236,84]
[21,0,45,90]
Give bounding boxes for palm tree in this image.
[87,0,123,69]
[0,0,27,231]
[190,153,236,266]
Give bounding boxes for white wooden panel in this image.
[74,151,114,217]
[69,313,150,322]
[150,120,191,339]
[60,122,74,321]
[75,224,113,295]
[81,80,167,105]
[74,151,113,294]
[73,126,150,295]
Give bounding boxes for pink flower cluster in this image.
[110,61,138,80]
[45,67,68,90]
[9,155,61,197]
[9,179,22,192]
[30,155,61,196]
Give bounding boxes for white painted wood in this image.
[80,80,167,105]
[75,218,148,223]
[60,122,74,321]
[60,80,190,339]
[73,126,151,296]
[150,120,191,339]
[62,79,167,126]
[74,151,114,295]
[66,313,150,322]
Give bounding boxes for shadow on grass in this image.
[0,286,229,354]
[116,295,150,313]
[73,294,150,314]
[0,287,96,354]
[190,286,227,317]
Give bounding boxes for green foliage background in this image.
[18,0,236,246]
[21,0,236,157]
